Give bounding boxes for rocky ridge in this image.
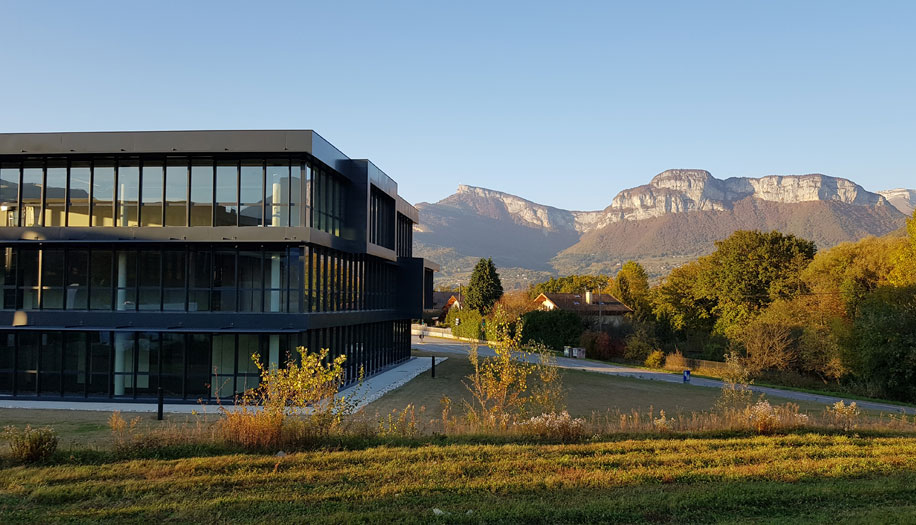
[878,188,916,215]
[432,171,893,234]
[415,170,911,287]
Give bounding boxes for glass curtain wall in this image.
[0,156,323,229]
[0,323,410,398]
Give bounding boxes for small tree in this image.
[465,257,504,313]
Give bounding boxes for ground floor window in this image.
[0,321,411,399]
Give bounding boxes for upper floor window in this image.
[369,186,394,249]
[0,155,314,229]
[312,167,345,236]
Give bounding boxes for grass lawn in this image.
[365,350,858,420]
[2,434,916,523]
[0,348,885,451]
[0,409,219,451]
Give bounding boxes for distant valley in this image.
[414,170,915,288]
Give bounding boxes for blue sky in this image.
[1,1,913,210]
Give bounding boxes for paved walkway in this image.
[0,356,447,414]
[413,336,916,415]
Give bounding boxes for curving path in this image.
[412,336,916,415]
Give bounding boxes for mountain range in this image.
[414,170,916,289]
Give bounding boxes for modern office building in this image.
[0,130,437,401]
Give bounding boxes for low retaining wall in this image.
[411,324,490,345]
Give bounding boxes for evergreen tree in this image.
[465,257,504,313]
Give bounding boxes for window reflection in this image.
[266,161,289,227]
[190,159,213,227]
[21,161,43,227]
[92,161,115,227]
[215,161,238,226]
[45,161,67,227]
[69,162,91,226]
[165,159,188,227]
[140,161,163,227]
[0,163,19,227]
[239,161,263,226]
[117,161,139,227]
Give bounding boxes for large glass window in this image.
[212,250,236,311]
[0,162,19,227]
[21,161,43,227]
[68,161,91,226]
[190,159,214,226]
[266,160,289,227]
[135,332,159,396]
[160,333,184,397]
[215,161,238,226]
[117,160,139,227]
[92,161,116,226]
[290,162,303,227]
[65,250,89,310]
[165,158,188,227]
[0,245,310,313]
[40,249,65,309]
[45,161,67,227]
[39,332,62,396]
[90,250,113,310]
[238,250,262,312]
[17,332,38,394]
[239,161,263,226]
[265,249,287,312]
[211,334,235,398]
[236,335,260,393]
[138,250,161,310]
[162,250,186,310]
[63,332,88,396]
[186,333,209,398]
[87,332,111,396]
[17,249,39,309]
[140,160,164,227]
[114,250,137,310]
[0,333,14,394]
[1,247,17,310]
[188,247,210,311]
[113,332,134,396]
[313,168,346,236]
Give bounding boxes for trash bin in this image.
[683,370,691,383]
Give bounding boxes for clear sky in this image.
[1,1,913,210]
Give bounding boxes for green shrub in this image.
[445,307,484,340]
[624,323,657,361]
[644,350,666,368]
[3,425,58,463]
[519,310,584,350]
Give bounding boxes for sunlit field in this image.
[2,434,916,523]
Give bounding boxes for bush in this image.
[3,425,57,463]
[519,310,584,350]
[644,350,665,369]
[743,400,809,434]
[826,401,861,431]
[516,411,585,442]
[624,323,657,361]
[445,307,484,340]
[579,330,622,360]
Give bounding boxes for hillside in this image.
[415,171,911,287]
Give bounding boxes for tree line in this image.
[445,210,916,403]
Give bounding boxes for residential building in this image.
[533,291,631,327]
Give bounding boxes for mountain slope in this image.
[879,189,916,215]
[415,171,911,287]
